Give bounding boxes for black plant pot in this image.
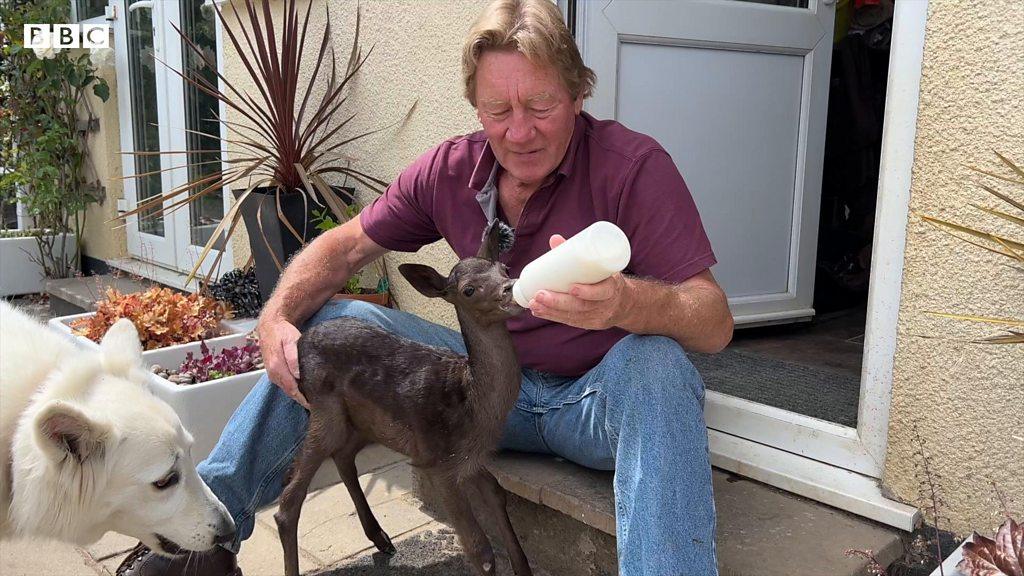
[235,186,353,302]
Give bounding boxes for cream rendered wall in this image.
[80,51,127,262]
[222,0,490,328]
[883,1,1023,534]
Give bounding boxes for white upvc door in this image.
[112,0,231,277]
[581,0,834,326]
[576,0,927,530]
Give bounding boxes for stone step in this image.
[44,274,163,317]
[417,453,905,576]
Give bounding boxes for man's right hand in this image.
[258,316,310,409]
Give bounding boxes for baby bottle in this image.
[512,221,632,308]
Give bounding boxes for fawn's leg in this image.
[431,471,496,576]
[274,413,339,576]
[472,469,533,576]
[332,441,396,555]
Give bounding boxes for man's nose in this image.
[505,111,535,144]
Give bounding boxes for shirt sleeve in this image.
[359,145,444,252]
[616,149,717,284]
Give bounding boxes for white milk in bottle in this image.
[512,221,632,308]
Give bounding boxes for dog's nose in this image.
[213,530,236,546]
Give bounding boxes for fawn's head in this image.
[399,220,522,325]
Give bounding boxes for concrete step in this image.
[44,274,161,317]
[416,453,905,576]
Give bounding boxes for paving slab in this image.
[0,538,103,576]
[300,494,436,566]
[238,520,320,576]
[313,524,469,576]
[84,531,138,561]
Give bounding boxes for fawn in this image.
[275,221,532,576]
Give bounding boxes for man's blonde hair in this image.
[462,0,596,106]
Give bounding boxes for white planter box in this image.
[0,233,75,296]
[47,313,260,462]
[144,333,264,463]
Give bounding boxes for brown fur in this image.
[274,222,532,576]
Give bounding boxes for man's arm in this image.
[258,217,388,406]
[527,237,733,354]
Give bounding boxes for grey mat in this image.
[690,348,860,427]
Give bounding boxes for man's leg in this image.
[533,334,718,576]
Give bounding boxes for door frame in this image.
[569,0,929,531]
[111,0,233,279]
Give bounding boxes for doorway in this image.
[111,0,231,277]
[574,0,927,529]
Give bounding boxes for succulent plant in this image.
[154,340,263,385]
[206,267,262,318]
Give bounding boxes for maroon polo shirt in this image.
[360,111,716,377]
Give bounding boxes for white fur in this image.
[0,301,234,554]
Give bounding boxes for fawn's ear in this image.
[477,219,502,261]
[399,264,447,298]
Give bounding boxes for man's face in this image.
[475,49,583,188]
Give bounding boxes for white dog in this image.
[0,300,235,555]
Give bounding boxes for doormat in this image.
[689,348,860,428]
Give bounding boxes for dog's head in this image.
[17,319,235,554]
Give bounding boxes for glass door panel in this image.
[181,0,224,248]
[126,0,164,237]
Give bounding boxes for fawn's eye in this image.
[462,286,476,297]
[153,471,179,490]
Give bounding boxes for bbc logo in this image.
[25,24,110,49]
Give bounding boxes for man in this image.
[118,1,732,575]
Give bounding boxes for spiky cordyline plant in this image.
[118,0,412,284]
[922,152,1024,344]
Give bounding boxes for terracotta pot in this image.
[331,291,390,308]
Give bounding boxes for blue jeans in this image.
[197,300,718,575]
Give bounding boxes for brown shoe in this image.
[116,543,242,576]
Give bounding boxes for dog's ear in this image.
[100,318,144,376]
[399,264,447,299]
[34,401,111,463]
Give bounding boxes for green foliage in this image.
[310,205,382,295]
[0,0,111,278]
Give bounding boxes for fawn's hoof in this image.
[373,530,396,555]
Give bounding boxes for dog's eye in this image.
[153,471,179,490]
[462,286,475,297]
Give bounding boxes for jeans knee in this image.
[306,299,385,329]
[613,334,704,404]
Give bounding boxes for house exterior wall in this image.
[883,1,1023,534]
[222,0,490,328]
[80,52,127,262]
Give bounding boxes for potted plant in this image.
[47,286,252,355]
[311,207,392,307]
[0,228,76,296]
[117,0,412,301]
[147,338,266,462]
[0,0,111,289]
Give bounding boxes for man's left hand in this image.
[528,235,634,330]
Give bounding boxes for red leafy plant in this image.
[155,341,263,385]
[957,517,1023,576]
[71,287,230,350]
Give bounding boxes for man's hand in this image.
[258,315,310,409]
[527,235,634,330]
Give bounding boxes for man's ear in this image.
[100,318,144,376]
[399,264,447,298]
[34,401,111,463]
